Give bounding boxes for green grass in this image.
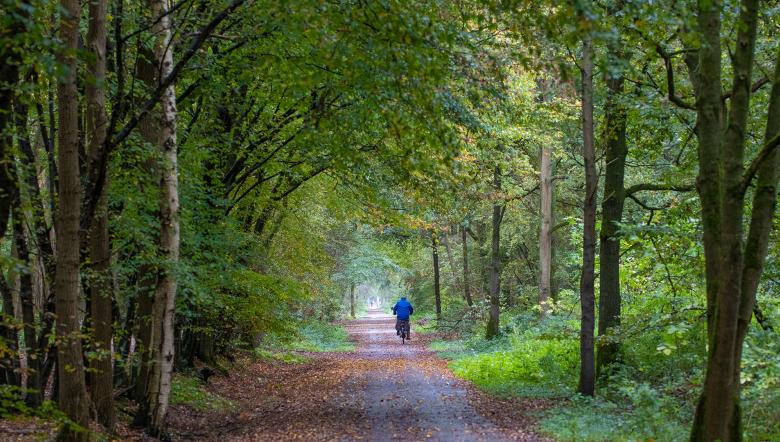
[251,348,310,363]
[260,319,355,356]
[170,374,235,412]
[285,320,355,352]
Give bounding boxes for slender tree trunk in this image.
[86,0,114,428]
[132,269,156,403]
[461,227,473,307]
[577,24,597,397]
[350,283,355,319]
[539,146,552,315]
[0,272,19,387]
[131,41,160,407]
[486,166,502,338]
[14,91,56,408]
[139,0,181,434]
[0,1,26,245]
[441,233,460,292]
[597,65,628,376]
[432,233,442,320]
[55,0,91,437]
[12,188,38,399]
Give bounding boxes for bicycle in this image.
[398,319,410,344]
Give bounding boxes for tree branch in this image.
[625,182,695,196]
[655,45,696,110]
[82,0,247,232]
[741,130,780,194]
[721,76,770,101]
[626,193,667,211]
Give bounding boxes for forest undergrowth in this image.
[428,303,780,442]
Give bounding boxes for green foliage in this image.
[437,315,580,397]
[263,320,355,353]
[539,392,687,442]
[0,386,74,436]
[169,375,235,412]
[251,349,309,364]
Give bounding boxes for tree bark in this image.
[432,232,442,320]
[577,23,597,397]
[55,0,91,437]
[0,274,19,386]
[11,172,37,399]
[539,146,552,315]
[486,166,502,338]
[131,42,161,408]
[350,283,355,319]
[461,227,474,307]
[597,62,628,376]
[690,0,763,439]
[441,233,461,295]
[138,0,181,434]
[86,0,114,429]
[0,1,26,245]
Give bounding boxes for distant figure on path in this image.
[392,296,414,338]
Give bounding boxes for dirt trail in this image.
[0,310,550,441]
[192,309,549,441]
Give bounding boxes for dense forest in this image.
[0,0,778,440]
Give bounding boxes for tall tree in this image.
[136,0,182,435]
[432,232,442,320]
[55,0,91,437]
[688,0,780,438]
[461,227,474,307]
[539,145,553,315]
[486,166,503,338]
[350,282,356,319]
[0,1,27,244]
[86,0,114,429]
[596,48,628,375]
[577,6,597,397]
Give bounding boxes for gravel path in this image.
[153,310,551,441]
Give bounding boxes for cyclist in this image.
[392,296,414,339]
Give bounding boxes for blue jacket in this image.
[392,298,414,320]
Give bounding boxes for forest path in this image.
[164,310,549,441]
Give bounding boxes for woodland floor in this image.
[1,310,554,441]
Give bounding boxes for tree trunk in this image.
[13,92,56,407]
[690,0,764,439]
[138,0,181,434]
[461,227,474,307]
[486,166,502,338]
[0,273,19,387]
[12,183,37,399]
[0,1,25,245]
[86,0,114,428]
[539,146,552,315]
[132,269,156,403]
[55,0,91,437]
[597,63,628,376]
[350,283,355,319]
[577,24,597,397]
[441,233,460,293]
[432,233,442,320]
